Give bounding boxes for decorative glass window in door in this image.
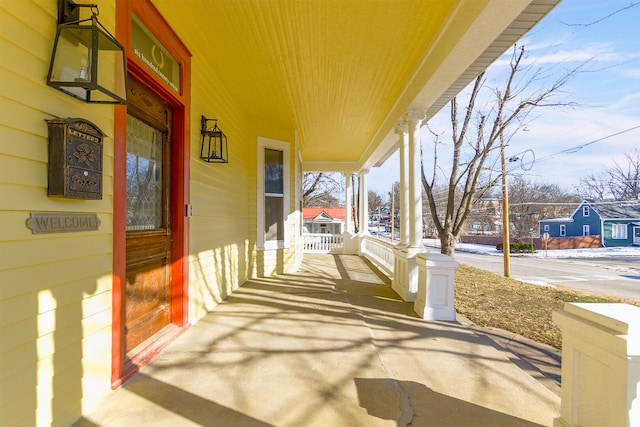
[126,115,163,230]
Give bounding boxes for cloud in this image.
[619,67,640,80]
[491,43,628,70]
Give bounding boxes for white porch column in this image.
[358,169,369,235]
[391,111,424,302]
[342,172,359,254]
[406,109,425,250]
[395,120,409,247]
[344,172,353,234]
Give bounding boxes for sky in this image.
[367,0,640,198]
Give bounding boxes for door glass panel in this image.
[126,115,163,230]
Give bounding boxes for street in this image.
[452,251,640,300]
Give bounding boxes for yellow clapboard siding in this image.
[0,36,49,87]
[1,381,37,426]
[35,315,95,365]
[0,153,47,187]
[0,317,37,354]
[0,283,110,344]
[80,308,111,339]
[0,341,36,382]
[0,126,48,162]
[0,6,53,60]
[0,253,111,300]
[0,234,111,274]
[0,0,55,36]
[0,183,114,212]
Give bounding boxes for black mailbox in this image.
[46,118,104,199]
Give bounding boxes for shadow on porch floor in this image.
[74,254,559,427]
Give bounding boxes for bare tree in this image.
[422,44,578,255]
[608,149,640,200]
[508,176,580,239]
[388,182,400,216]
[575,173,610,200]
[368,190,384,214]
[303,172,343,207]
[576,149,640,201]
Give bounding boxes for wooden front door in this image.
[124,77,173,353]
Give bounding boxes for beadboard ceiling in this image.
[151,0,560,171]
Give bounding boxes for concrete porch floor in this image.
[75,254,560,427]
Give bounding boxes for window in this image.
[583,225,590,236]
[257,137,290,250]
[611,223,627,239]
[265,148,284,242]
[583,206,589,217]
[560,224,566,237]
[544,224,549,232]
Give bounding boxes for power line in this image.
[535,124,640,164]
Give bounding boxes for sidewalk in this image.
[74,254,560,427]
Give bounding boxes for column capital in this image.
[404,109,426,127]
[359,168,369,176]
[394,120,408,135]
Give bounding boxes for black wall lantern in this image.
[47,0,127,104]
[200,116,229,163]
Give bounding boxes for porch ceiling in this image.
[151,0,559,171]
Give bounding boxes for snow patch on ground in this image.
[423,239,640,259]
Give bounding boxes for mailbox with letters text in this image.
[46,118,104,199]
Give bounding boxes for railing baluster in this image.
[302,233,344,254]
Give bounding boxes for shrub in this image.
[496,242,536,253]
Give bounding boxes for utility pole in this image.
[500,130,511,278]
[391,184,395,242]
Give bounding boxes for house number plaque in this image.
[46,118,104,199]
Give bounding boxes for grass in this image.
[454,264,640,349]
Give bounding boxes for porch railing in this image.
[360,235,396,276]
[303,233,344,253]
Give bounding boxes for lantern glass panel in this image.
[48,25,93,99]
[47,17,127,104]
[94,29,127,102]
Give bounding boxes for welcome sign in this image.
[26,212,101,234]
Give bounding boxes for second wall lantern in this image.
[47,0,127,104]
[200,116,228,163]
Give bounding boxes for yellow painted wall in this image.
[0,1,116,425]
[0,1,304,425]
[187,62,301,321]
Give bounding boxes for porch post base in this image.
[414,253,458,321]
[553,303,640,427]
[391,247,419,301]
[342,232,359,255]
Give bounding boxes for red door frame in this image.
[112,0,191,388]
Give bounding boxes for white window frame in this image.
[583,225,590,236]
[544,224,549,232]
[257,137,290,250]
[583,206,589,217]
[560,224,566,237]
[611,223,627,240]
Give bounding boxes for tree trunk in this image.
[440,231,456,256]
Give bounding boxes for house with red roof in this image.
[303,208,347,235]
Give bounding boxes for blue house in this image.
[539,200,640,247]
